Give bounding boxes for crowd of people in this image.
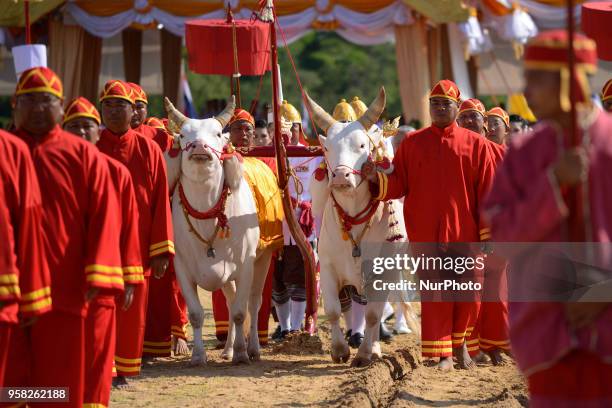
[1,27,611,408]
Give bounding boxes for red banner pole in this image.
[269,9,318,334]
[25,0,31,45]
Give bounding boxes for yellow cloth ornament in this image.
[243,157,285,250]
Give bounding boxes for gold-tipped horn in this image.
[215,95,236,128]
[358,87,386,130]
[164,97,188,131]
[304,91,336,133]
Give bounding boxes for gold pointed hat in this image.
[281,100,302,124]
[350,96,368,119]
[332,98,357,122]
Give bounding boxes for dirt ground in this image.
[110,290,527,408]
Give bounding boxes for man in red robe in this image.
[0,128,51,387]
[97,80,174,387]
[467,107,511,365]
[484,30,612,406]
[362,80,495,370]
[63,96,143,405]
[144,115,188,353]
[129,82,173,151]
[9,67,123,406]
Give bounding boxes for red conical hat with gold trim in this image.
[15,66,63,99]
[458,98,486,116]
[63,97,101,125]
[486,107,510,128]
[524,30,597,112]
[99,80,134,104]
[429,79,460,102]
[128,82,148,104]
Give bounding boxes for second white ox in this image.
[307,88,409,367]
[164,97,275,365]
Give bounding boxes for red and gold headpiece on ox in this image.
[524,29,597,112]
[15,66,63,99]
[228,108,255,127]
[601,79,612,103]
[459,98,486,116]
[128,82,148,104]
[487,107,510,128]
[63,97,101,126]
[429,79,460,102]
[99,80,135,104]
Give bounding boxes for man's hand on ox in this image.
[123,284,136,310]
[151,255,170,279]
[360,158,378,183]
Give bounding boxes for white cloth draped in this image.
[66,0,413,46]
[457,15,494,56]
[447,23,474,100]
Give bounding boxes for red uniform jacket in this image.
[134,123,172,153]
[0,130,51,323]
[97,128,174,270]
[376,122,495,243]
[16,126,123,317]
[102,156,144,284]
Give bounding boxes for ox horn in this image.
[215,95,236,128]
[358,87,386,131]
[164,97,188,131]
[304,91,336,133]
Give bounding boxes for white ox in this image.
[164,98,274,365]
[307,88,409,367]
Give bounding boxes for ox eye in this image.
[324,146,328,151]
[360,143,366,149]
[217,133,221,138]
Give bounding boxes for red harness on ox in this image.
[178,182,230,230]
[331,193,380,236]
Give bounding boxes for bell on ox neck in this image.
[352,245,361,258]
[207,247,216,258]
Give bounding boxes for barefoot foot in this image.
[437,356,454,371]
[173,336,190,356]
[487,349,505,366]
[112,376,131,390]
[453,343,476,370]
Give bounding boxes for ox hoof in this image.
[351,355,372,368]
[189,353,207,366]
[371,342,382,359]
[331,343,350,364]
[248,349,261,362]
[221,350,234,360]
[232,352,251,365]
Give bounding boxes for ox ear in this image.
[164,150,181,194]
[223,155,243,192]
